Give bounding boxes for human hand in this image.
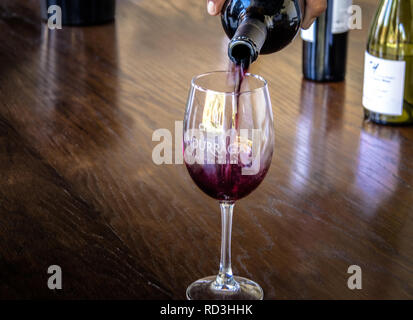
[206,0,226,15]
[301,0,327,29]
[206,0,327,29]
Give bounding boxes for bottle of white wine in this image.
[362,0,413,125]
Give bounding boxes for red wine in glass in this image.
[185,61,272,202]
[185,161,271,201]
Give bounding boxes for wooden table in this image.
[0,0,412,299]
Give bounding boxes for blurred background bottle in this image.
[362,0,413,125]
[301,0,352,82]
[41,0,116,26]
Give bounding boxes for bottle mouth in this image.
[228,37,258,66]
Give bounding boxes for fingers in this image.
[207,0,226,16]
[206,0,327,28]
[301,0,327,29]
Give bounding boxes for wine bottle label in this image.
[300,23,315,42]
[363,52,406,116]
[332,0,352,34]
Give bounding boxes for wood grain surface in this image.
[0,0,412,299]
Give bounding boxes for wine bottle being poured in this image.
[221,0,305,67]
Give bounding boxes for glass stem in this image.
[213,201,239,291]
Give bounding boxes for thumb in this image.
[207,0,226,16]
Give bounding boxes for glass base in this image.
[186,275,263,300]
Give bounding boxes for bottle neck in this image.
[228,16,267,66]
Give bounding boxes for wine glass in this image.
[183,71,274,300]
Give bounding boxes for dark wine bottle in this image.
[40,0,116,26]
[221,0,305,67]
[301,0,352,82]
